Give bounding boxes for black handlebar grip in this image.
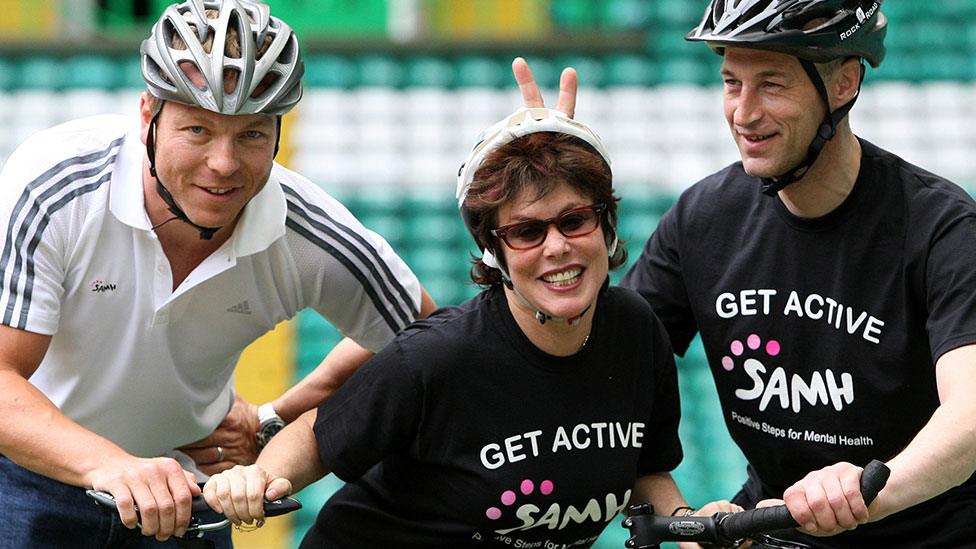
[191,496,212,514]
[717,504,796,542]
[86,490,301,518]
[263,496,302,517]
[717,459,891,543]
[858,459,890,506]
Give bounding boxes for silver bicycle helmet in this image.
[141,0,304,115]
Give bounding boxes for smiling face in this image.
[495,181,609,324]
[140,95,277,230]
[721,47,826,179]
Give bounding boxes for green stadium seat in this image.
[925,53,975,81]
[117,56,147,89]
[404,56,455,88]
[553,55,605,88]
[907,21,957,52]
[347,185,402,215]
[520,56,559,90]
[265,0,387,37]
[645,21,701,58]
[356,55,404,88]
[405,213,464,246]
[617,212,659,245]
[598,0,652,30]
[455,56,508,88]
[304,55,358,89]
[550,0,597,30]
[657,57,716,86]
[17,57,62,90]
[604,54,657,87]
[652,0,702,27]
[408,242,464,271]
[294,310,343,376]
[965,23,976,54]
[900,3,955,19]
[359,214,405,248]
[407,270,464,305]
[873,54,915,82]
[0,59,16,91]
[64,56,120,89]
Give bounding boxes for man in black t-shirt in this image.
[515,1,976,547]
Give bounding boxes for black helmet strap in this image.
[760,59,865,196]
[146,104,221,240]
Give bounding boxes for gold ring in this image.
[216,445,225,462]
[234,519,264,532]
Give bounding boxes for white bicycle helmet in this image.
[141,0,303,115]
[457,107,611,211]
[457,107,616,272]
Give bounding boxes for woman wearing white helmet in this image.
[203,107,737,547]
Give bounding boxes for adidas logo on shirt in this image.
[227,301,251,315]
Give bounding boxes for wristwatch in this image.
[256,402,285,448]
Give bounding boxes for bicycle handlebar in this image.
[623,459,890,548]
[85,489,301,535]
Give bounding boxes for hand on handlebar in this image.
[771,461,876,536]
[87,486,300,538]
[88,455,200,540]
[624,460,889,548]
[203,464,293,527]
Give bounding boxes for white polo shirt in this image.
[0,115,421,458]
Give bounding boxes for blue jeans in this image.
[0,455,233,549]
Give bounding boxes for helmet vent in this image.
[162,20,181,50]
[251,72,278,99]
[780,4,841,32]
[741,3,773,26]
[225,67,241,95]
[177,61,207,90]
[225,10,245,59]
[201,28,216,53]
[275,38,296,64]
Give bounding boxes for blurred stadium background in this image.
[2,1,975,547]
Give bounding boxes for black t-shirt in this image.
[621,139,976,547]
[302,285,682,548]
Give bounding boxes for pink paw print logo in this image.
[721,333,780,371]
[486,479,554,520]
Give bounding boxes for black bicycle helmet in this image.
[687,0,887,195]
[687,0,886,67]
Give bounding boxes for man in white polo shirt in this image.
[0,1,435,547]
